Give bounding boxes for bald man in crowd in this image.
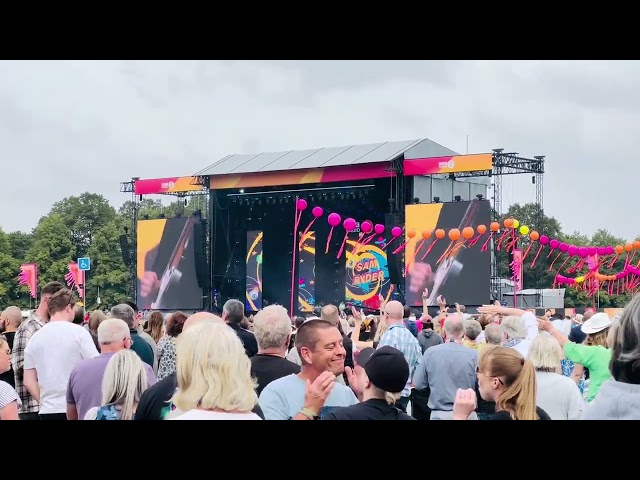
[134,311,264,420]
[376,300,421,412]
[413,315,478,419]
[0,307,23,388]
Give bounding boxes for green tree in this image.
[26,214,74,287]
[7,231,34,260]
[498,203,562,291]
[118,198,164,223]
[0,229,22,306]
[51,193,117,258]
[85,220,130,309]
[118,196,207,226]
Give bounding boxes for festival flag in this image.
[65,262,85,298]
[18,263,38,299]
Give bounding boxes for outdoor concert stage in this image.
[121,138,545,315]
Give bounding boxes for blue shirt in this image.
[258,373,358,420]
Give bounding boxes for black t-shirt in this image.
[489,406,551,420]
[135,373,179,420]
[322,398,416,420]
[134,372,264,420]
[250,354,300,396]
[228,323,259,358]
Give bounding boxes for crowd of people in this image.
[0,280,638,420]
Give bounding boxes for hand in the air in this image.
[453,388,477,420]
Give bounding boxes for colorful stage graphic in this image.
[345,233,393,310]
[298,231,316,313]
[246,230,263,311]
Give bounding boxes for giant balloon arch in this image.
[291,198,640,310]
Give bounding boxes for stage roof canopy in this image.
[195,138,458,177]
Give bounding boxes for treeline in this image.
[0,195,636,309]
[0,193,205,309]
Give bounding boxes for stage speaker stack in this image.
[119,235,131,267]
[193,220,209,290]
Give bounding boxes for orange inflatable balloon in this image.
[435,229,446,239]
[504,218,514,228]
[625,243,633,252]
[477,225,487,235]
[448,228,461,241]
[421,230,432,240]
[407,228,416,239]
[462,227,475,239]
[490,222,500,232]
[633,240,640,250]
[529,231,540,241]
[615,245,624,254]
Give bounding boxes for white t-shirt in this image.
[170,409,262,420]
[24,321,99,414]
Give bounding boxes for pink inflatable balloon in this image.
[568,245,579,256]
[549,239,559,249]
[343,218,357,231]
[391,226,402,237]
[605,246,614,255]
[296,199,308,211]
[597,247,607,256]
[361,221,373,233]
[312,206,323,218]
[559,242,568,252]
[578,247,588,258]
[540,235,549,245]
[328,213,341,227]
[374,224,385,234]
[587,247,597,256]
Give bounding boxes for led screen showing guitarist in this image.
[137,216,203,310]
[404,200,491,307]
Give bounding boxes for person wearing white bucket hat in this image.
[538,312,613,402]
[581,313,613,334]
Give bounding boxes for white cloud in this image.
[0,60,637,241]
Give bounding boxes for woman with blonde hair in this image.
[144,311,164,344]
[84,350,148,420]
[453,346,551,420]
[528,334,584,419]
[170,321,261,420]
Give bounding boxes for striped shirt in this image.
[0,380,21,411]
[377,323,422,397]
[11,311,46,413]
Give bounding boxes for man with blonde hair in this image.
[66,318,156,420]
[250,305,300,395]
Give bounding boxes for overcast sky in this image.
[0,60,637,241]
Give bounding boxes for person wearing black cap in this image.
[321,346,415,420]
